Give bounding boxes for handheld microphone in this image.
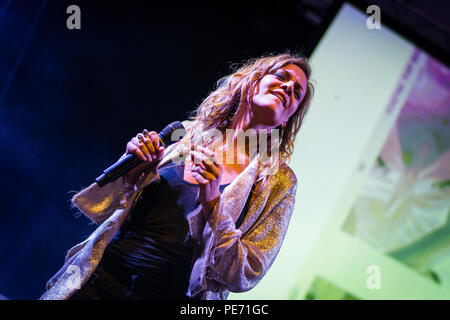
[95,121,186,187]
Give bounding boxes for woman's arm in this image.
[187,144,298,295]
[71,130,164,225]
[205,182,297,292]
[187,178,297,297]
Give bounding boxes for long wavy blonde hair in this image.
[178,52,314,180]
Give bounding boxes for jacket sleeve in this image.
[71,156,159,225]
[188,181,297,295]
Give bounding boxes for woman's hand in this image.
[190,145,224,219]
[124,129,164,186]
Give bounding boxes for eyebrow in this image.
[280,69,304,93]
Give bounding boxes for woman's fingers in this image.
[190,145,223,214]
[190,146,223,186]
[141,131,156,161]
[193,147,222,173]
[127,130,164,164]
[190,150,219,175]
[148,131,160,160]
[192,165,216,181]
[204,156,222,176]
[145,130,165,161]
[191,171,209,185]
[200,146,223,173]
[198,145,217,162]
[155,145,165,161]
[128,138,147,161]
[192,145,216,164]
[190,150,206,170]
[200,156,220,178]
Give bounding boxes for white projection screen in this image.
[229,2,450,300]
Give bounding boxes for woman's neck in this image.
[229,100,273,133]
[219,103,267,167]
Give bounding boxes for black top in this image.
[98,162,229,299]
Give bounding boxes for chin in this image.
[259,119,282,130]
[251,100,283,123]
[260,102,282,115]
[264,106,284,123]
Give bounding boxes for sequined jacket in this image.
[39,121,298,300]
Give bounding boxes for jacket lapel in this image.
[218,156,259,224]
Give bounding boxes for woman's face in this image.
[249,63,308,129]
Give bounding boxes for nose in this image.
[280,80,294,95]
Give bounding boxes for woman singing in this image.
[40,52,314,300]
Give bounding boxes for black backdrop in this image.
[0,0,319,299]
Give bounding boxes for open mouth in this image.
[271,91,286,107]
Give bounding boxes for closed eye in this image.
[276,73,300,100]
[274,73,285,80]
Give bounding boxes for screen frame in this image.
[303,0,449,68]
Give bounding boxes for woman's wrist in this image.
[201,196,220,220]
[123,162,156,188]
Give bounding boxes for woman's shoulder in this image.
[257,161,297,196]
[272,161,298,186]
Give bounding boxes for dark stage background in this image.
[0,0,320,299]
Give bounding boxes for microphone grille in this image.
[158,121,186,147]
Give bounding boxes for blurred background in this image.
[0,0,448,300]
